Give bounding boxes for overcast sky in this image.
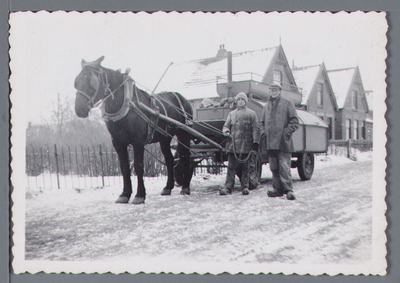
[9,11,387,125]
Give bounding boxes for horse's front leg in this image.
[131,144,146,204]
[113,141,132,204]
[159,138,174,196]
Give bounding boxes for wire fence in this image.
[25,140,372,191]
[25,143,168,191]
[25,143,224,191]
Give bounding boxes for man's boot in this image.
[267,187,284,197]
[219,187,232,195]
[286,191,296,200]
[242,187,250,195]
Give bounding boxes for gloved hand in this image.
[223,132,231,138]
[252,143,259,152]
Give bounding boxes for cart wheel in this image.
[174,157,194,186]
[297,152,314,181]
[249,152,262,189]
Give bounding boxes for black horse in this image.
[74,56,193,204]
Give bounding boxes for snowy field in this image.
[24,151,373,268]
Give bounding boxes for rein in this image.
[95,70,129,109]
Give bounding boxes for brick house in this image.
[292,63,338,140]
[327,67,370,140]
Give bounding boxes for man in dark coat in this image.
[260,83,299,200]
[220,92,261,195]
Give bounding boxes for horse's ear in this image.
[81,56,104,69]
[95,56,105,65]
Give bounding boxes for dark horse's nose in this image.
[75,92,89,118]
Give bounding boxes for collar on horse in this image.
[101,74,134,122]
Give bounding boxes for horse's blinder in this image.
[75,68,106,110]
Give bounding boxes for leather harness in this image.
[100,74,189,144]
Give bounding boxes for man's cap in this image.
[269,83,282,90]
[234,92,248,104]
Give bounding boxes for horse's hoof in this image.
[131,197,145,205]
[115,196,129,204]
[161,188,172,196]
[180,188,190,195]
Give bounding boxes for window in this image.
[353,120,359,140]
[327,117,333,140]
[317,83,323,107]
[346,119,352,140]
[352,90,358,110]
[273,70,282,85]
[362,121,366,140]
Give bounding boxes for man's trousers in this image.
[224,153,250,190]
[268,151,293,193]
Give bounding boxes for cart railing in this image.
[216,72,303,93]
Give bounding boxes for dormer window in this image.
[317,83,323,107]
[273,70,282,85]
[352,90,358,110]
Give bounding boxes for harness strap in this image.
[154,95,168,117]
[172,92,192,126]
[131,84,169,143]
[145,96,160,144]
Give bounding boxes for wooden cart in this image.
[172,96,328,189]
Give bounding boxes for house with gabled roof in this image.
[292,63,338,140]
[327,67,370,140]
[157,44,302,105]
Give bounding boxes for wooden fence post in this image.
[347,139,351,158]
[54,144,61,189]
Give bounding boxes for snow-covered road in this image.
[25,153,373,267]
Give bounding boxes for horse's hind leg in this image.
[113,141,132,204]
[177,132,191,195]
[159,138,174,196]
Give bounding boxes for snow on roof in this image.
[157,47,278,100]
[327,68,356,109]
[291,65,321,105]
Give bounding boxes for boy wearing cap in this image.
[220,92,260,195]
[260,83,299,200]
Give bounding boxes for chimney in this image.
[216,44,227,59]
[227,51,233,98]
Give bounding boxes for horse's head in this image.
[74,56,106,118]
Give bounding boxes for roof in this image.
[327,67,357,109]
[291,65,321,105]
[156,47,279,100]
[251,100,328,128]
